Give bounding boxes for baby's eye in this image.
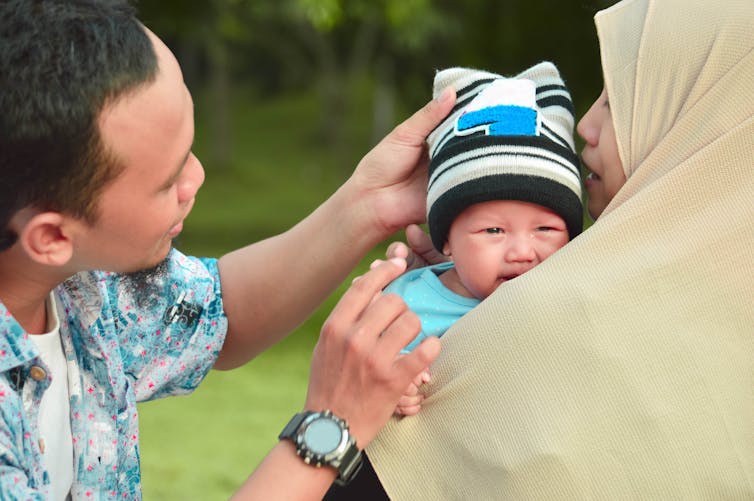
[536,226,556,232]
[485,228,503,234]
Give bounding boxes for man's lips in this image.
[168,200,195,238]
[168,220,184,238]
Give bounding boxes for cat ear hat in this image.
[426,62,583,250]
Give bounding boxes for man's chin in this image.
[149,243,174,269]
[121,244,173,275]
[122,254,170,278]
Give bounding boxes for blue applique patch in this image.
[455,78,539,137]
[457,105,537,136]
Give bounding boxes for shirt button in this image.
[39,438,46,454]
[30,365,47,381]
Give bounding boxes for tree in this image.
[136,0,613,171]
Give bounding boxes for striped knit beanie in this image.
[426,62,583,251]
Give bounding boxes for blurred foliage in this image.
[137,0,616,168]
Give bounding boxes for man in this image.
[0,0,452,498]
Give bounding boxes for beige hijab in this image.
[368,0,754,498]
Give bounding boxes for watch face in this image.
[303,417,343,455]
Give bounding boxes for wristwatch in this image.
[278,409,363,486]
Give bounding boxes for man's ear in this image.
[17,211,74,267]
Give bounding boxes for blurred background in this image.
[134,0,612,497]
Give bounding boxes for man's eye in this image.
[485,228,503,234]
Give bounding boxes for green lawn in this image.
[137,86,397,499]
[138,327,316,499]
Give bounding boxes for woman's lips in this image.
[586,171,601,181]
[584,170,601,190]
[581,155,601,183]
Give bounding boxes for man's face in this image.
[72,30,204,273]
[443,200,570,300]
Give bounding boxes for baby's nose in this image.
[504,234,536,262]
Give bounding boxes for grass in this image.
[137,84,398,499]
[138,331,316,499]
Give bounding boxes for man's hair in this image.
[0,0,158,251]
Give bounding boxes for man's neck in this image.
[0,247,69,334]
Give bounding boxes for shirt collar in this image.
[0,300,40,372]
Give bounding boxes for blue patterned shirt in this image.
[0,250,227,500]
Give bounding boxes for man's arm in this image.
[214,88,455,369]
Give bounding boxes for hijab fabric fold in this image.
[368,0,754,498]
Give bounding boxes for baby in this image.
[390,63,583,413]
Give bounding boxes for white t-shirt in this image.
[28,293,73,500]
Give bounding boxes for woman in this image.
[365,0,754,498]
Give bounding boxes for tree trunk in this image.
[206,12,232,171]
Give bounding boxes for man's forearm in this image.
[214,182,381,369]
[231,441,337,501]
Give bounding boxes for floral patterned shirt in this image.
[0,250,227,500]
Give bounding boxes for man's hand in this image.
[346,88,456,239]
[304,258,441,449]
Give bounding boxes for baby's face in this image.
[443,200,569,300]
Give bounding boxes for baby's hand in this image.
[394,368,432,417]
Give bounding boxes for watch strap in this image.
[278,411,308,441]
[333,438,363,486]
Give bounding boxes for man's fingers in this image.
[406,87,457,142]
[406,224,448,266]
[387,87,456,147]
[405,224,434,254]
[377,306,422,355]
[394,336,441,384]
[328,258,407,328]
